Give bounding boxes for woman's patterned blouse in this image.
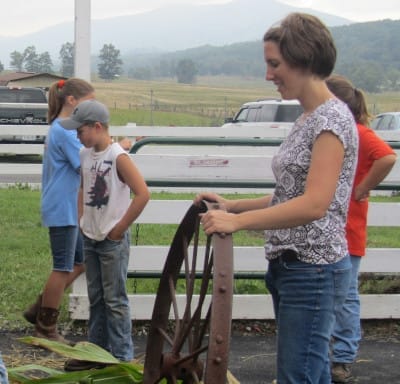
[264,98,358,264]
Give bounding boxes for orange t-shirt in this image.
[346,123,395,256]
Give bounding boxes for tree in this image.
[37,52,53,73]
[59,42,75,77]
[23,46,39,71]
[175,59,197,84]
[97,44,123,81]
[9,46,53,73]
[10,51,24,71]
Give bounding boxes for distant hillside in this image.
[124,19,400,92]
[333,19,400,91]
[0,0,350,67]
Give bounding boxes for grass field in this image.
[90,76,400,127]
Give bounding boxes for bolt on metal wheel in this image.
[143,201,234,384]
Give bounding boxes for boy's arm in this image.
[108,153,150,240]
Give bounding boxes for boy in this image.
[60,99,150,369]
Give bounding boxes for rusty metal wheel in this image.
[143,201,234,384]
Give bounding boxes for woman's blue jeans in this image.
[331,255,361,363]
[83,231,133,362]
[265,254,351,384]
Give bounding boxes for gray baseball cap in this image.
[60,99,109,130]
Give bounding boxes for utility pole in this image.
[74,0,91,81]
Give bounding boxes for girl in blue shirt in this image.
[23,78,95,343]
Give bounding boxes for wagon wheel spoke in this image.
[143,202,233,384]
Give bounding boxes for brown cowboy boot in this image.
[23,294,42,324]
[35,307,71,345]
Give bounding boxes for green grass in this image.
[1,187,399,330]
[109,108,219,127]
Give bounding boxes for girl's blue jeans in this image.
[265,254,351,384]
[331,255,361,363]
[84,231,133,362]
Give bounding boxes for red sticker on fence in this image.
[189,159,229,167]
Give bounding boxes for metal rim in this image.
[143,201,233,384]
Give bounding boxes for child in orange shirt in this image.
[327,74,397,383]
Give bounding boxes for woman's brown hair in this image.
[263,12,337,79]
[47,78,94,123]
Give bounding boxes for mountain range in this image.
[0,0,353,68]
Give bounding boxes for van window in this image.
[275,105,303,122]
[233,103,303,123]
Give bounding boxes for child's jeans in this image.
[84,231,133,361]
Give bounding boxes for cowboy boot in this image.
[23,294,42,324]
[35,307,71,344]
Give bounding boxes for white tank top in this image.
[80,143,131,241]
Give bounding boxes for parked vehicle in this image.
[371,112,400,131]
[223,98,303,126]
[0,86,48,143]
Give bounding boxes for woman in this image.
[195,13,358,383]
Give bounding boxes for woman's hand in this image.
[200,209,237,235]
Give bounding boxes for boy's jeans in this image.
[331,255,362,363]
[265,254,351,384]
[84,231,133,361]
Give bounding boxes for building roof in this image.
[0,72,67,86]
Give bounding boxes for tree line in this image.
[4,43,123,81]
[0,42,197,84]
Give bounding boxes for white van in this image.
[223,99,303,126]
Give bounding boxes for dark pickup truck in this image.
[0,86,48,143]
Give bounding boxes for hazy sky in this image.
[2,0,399,37]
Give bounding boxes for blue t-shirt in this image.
[41,118,82,227]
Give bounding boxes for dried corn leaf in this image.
[9,363,143,383]
[17,337,119,364]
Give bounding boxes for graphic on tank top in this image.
[86,160,112,209]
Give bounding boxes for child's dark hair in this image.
[47,78,94,123]
[326,74,371,126]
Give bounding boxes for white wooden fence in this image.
[69,199,400,321]
[1,124,399,320]
[69,128,400,321]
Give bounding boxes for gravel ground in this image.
[1,320,399,383]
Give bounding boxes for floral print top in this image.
[264,98,358,264]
